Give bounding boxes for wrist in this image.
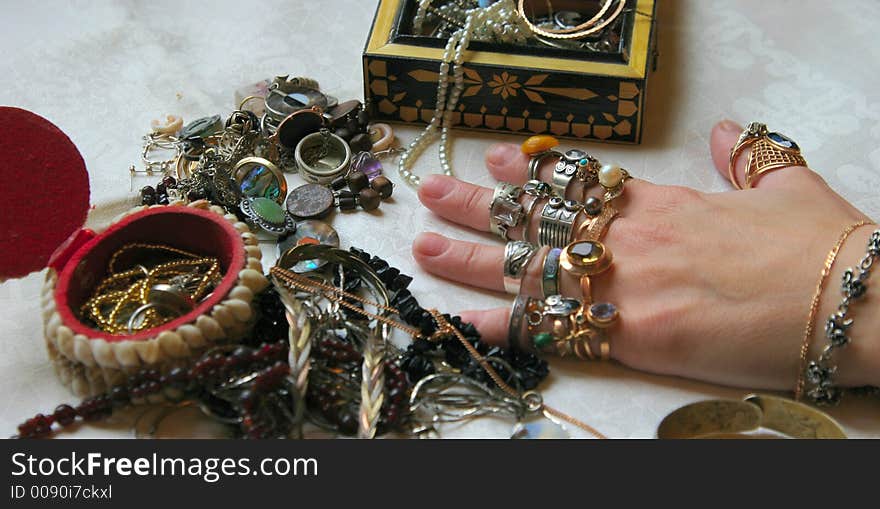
[810,224,880,388]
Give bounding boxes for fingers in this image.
[412,232,581,297]
[418,173,590,241]
[458,308,510,346]
[485,143,592,201]
[485,142,656,205]
[484,143,531,184]
[418,175,492,232]
[420,143,660,242]
[710,119,819,190]
[412,232,502,290]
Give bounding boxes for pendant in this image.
[511,416,569,439]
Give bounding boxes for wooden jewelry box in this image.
[363,0,658,143]
[0,107,268,398]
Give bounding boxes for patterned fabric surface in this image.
[1,0,879,437]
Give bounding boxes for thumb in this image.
[709,119,819,190]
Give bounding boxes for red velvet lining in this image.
[54,207,246,342]
[0,107,90,279]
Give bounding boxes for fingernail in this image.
[420,174,455,200]
[414,232,449,257]
[718,119,742,134]
[486,143,517,166]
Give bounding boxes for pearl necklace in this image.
[400,0,528,188]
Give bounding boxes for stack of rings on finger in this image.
[502,134,629,361]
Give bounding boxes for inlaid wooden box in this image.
[363,0,657,143]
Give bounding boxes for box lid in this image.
[0,107,91,280]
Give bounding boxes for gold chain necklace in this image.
[82,243,220,334]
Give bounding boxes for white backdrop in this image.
[2,0,879,437]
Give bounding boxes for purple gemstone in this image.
[570,241,602,262]
[589,302,617,321]
[351,151,383,181]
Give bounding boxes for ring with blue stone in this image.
[728,122,807,189]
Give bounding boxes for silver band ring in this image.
[528,150,562,181]
[508,294,530,351]
[503,240,538,294]
[490,182,524,239]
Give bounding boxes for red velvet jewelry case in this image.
[0,107,268,397]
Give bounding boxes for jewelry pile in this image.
[135,75,397,237]
[12,2,640,439]
[12,74,584,438]
[16,246,556,439]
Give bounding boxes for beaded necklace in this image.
[399,0,529,188]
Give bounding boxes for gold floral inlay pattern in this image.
[375,62,643,142]
[488,72,521,99]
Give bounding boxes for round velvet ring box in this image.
[42,201,268,398]
[0,107,268,399]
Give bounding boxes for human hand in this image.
[411,120,879,391]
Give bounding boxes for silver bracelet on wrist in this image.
[805,229,880,405]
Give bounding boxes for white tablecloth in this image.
[2,0,879,438]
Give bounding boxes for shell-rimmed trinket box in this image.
[363,0,658,143]
[0,107,268,398]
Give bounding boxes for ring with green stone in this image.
[240,196,297,236]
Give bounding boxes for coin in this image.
[285,183,334,219]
